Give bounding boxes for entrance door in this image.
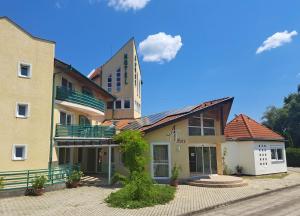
[152,144,170,179]
[189,146,217,175]
[87,148,96,173]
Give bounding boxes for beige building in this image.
[0,17,55,171]
[88,38,142,120]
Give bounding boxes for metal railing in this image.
[0,165,78,191]
[56,86,105,112]
[55,124,116,138]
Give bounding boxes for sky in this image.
[1,0,300,122]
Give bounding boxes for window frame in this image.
[124,99,131,109]
[271,147,284,162]
[107,74,112,93]
[59,110,73,125]
[115,100,122,109]
[16,102,30,118]
[151,143,171,179]
[12,144,28,161]
[188,113,216,136]
[115,68,121,92]
[18,62,32,78]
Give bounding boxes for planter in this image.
[66,180,80,188]
[170,179,179,187]
[33,188,45,196]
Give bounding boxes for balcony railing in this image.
[56,86,105,112]
[55,124,116,138]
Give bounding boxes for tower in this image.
[89,38,142,120]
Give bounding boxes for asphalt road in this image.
[198,185,300,216]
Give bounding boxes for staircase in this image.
[80,175,107,186]
[188,175,248,188]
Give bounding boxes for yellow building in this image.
[0,17,55,171]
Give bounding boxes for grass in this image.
[241,173,288,180]
[105,184,176,209]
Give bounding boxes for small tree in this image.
[114,130,149,176]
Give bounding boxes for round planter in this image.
[33,188,45,196]
[66,180,80,188]
[170,179,179,187]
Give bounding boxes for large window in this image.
[107,74,112,93]
[62,77,73,90]
[271,147,284,161]
[115,68,121,92]
[152,144,170,179]
[12,144,27,161]
[124,99,131,109]
[58,148,70,165]
[60,111,72,125]
[188,114,215,136]
[115,100,122,109]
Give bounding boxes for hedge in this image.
[286,148,300,167]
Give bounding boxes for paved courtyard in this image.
[1,171,300,216]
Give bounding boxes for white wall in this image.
[222,141,287,175]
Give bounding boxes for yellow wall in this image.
[0,18,55,171]
[144,109,224,179]
[95,39,142,119]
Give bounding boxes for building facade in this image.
[0,17,55,171]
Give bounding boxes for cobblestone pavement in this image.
[1,171,300,216]
[198,185,300,216]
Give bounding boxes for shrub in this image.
[32,175,47,189]
[67,170,84,183]
[286,148,300,167]
[0,177,4,189]
[171,165,180,181]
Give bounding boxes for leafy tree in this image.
[262,86,300,148]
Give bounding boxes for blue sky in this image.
[1,0,300,121]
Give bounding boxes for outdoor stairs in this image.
[188,175,248,188]
[80,175,106,187]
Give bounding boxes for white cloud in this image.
[138,32,183,63]
[107,0,150,11]
[256,30,298,54]
[55,1,62,9]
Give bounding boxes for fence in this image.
[0,165,78,191]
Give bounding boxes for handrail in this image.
[56,86,105,112]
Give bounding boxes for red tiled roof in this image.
[139,97,233,132]
[102,119,135,130]
[225,114,284,141]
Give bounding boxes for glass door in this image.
[152,144,170,178]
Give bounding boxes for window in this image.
[135,101,141,113]
[107,101,114,109]
[58,148,70,165]
[134,56,137,86]
[16,103,29,118]
[152,144,170,179]
[82,87,93,96]
[124,99,131,109]
[18,63,31,78]
[271,147,284,161]
[107,74,112,93]
[188,114,215,136]
[115,100,122,109]
[60,111,72,125]
[115,68,121,92]
[12,144,27,160]
[62,78,73,90]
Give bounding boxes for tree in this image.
[262,86,300,148]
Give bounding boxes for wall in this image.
[0,18,55,171]
[144,109,224,179]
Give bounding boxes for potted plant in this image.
[66,170,83,188]
[31,175,47,196]
[236,165,243,176]
[170,165,180,187]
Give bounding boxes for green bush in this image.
[286,148,300,167]
[32,175,47,189]
[67,170,84,183]
[171,165,180,181]
[0,177,4,189]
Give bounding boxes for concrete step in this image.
[191,179,244,185]
[188,180,248,188]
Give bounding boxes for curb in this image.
[180,183,300,216]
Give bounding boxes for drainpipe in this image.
[48,71,62,172]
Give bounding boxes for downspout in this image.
[48,71,62,171]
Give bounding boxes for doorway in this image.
[189,146,217,176]
[87,148,96,173]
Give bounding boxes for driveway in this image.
[1,172,300,216]
[198,185,300,216]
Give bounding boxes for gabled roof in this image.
[225,114,284,141]
[0,16,55,44]
[122,97,234,133]
[54,58,115,100]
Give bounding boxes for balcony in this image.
[55,86,105,113]
[55,124,115,139]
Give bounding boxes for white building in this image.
[222,114,287,175]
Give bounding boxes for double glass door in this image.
[189,146,217,175]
